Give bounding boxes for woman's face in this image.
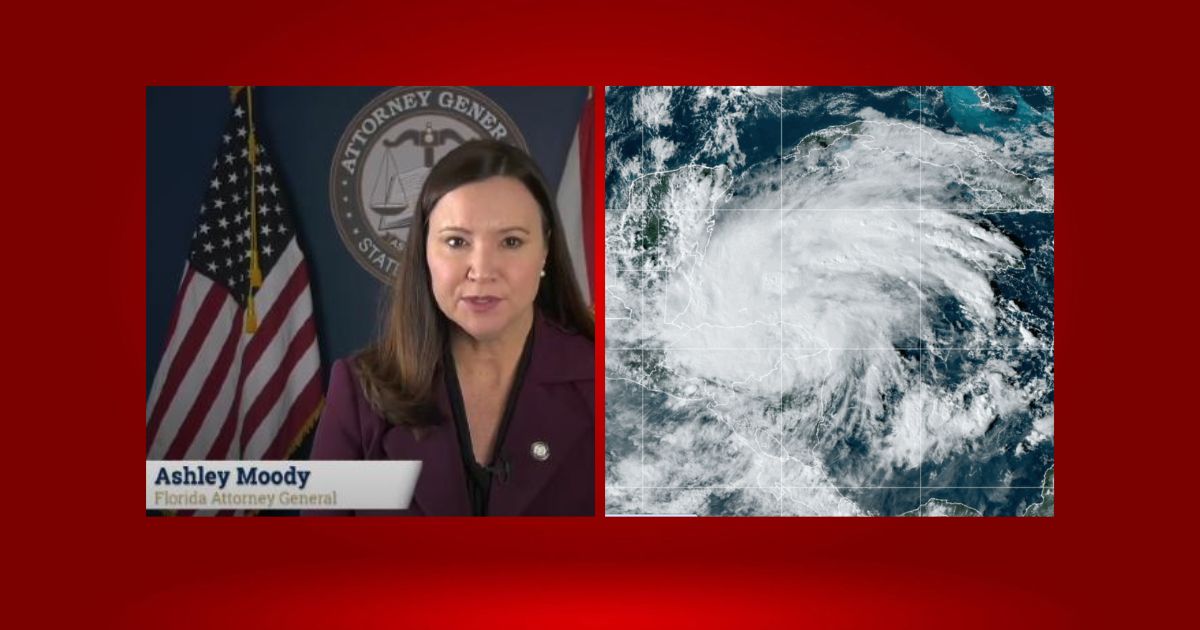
[426,176,548,343]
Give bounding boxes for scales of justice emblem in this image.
[369,122,465,237]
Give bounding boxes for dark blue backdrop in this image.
[147,86,588,397]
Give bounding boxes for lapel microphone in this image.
[487,453,511,484]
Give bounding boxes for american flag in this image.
[147,87,323,463]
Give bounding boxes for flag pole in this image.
[244,86,262,332]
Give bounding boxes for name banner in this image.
[147,461,422,511]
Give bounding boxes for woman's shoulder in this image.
[328,355,365,395]
[539,314,593,347]
[312,354,392,460]
[535,313,595,383]
[326,353,387,417]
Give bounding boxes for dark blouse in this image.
[442,327,535,516]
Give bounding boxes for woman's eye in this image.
[446,237,467,248]
[502,236,524,249]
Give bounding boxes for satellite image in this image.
[605,86,1054,516]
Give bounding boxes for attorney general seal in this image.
[330,86,527,282]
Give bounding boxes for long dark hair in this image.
[356,139,593,426]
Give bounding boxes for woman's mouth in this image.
[461,296,501,312]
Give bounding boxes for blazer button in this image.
[530,441,550,462]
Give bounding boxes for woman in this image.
[311,140,595,516]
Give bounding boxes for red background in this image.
[8,0,1192,626]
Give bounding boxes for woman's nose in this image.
[466,246,497,281]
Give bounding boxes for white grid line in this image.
[604,347,1045,351]
[608,207,1054,212]
[639,347,645,514]
[640,120,645,513]
[641,113,646,514]
[608,486,1050,490]
[638,115,648,513]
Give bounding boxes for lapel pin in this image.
[530,441,550,462]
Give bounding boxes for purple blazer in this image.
[310,313,595,516]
